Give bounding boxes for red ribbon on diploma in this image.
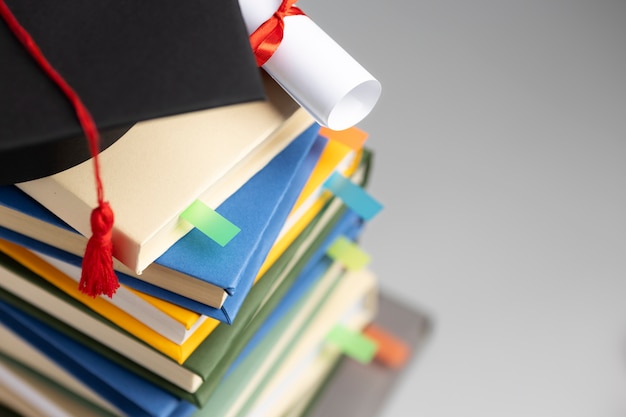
[249,0,304,67]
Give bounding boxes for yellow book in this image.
[129,288,201,331]
[0,238,218,364]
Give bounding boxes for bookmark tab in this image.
[326,236,370,271]
[180,200,241,247]
[326,324,378,364]
[323,172,382,221]
[364,324,411,369]
[319,126,369,151]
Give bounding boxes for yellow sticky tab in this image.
[326,236,370,270]
[180,200,240,247]
[326,324,378,364]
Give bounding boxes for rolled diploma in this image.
[238,0,381,130]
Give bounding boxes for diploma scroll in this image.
[239,0,381,131]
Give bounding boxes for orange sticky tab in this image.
[363,324,411,369]
[319,126,368,151]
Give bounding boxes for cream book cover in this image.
[17,72,314,275]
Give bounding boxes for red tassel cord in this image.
[1,1,119,297]
[248,0,305,67]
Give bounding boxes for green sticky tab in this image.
[326,236,370,270]
[180,200,241,247]
[326,324,378,364]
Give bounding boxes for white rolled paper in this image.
[238,0,381,131]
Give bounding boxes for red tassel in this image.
[1,0,119,297]
[79,202,119,297]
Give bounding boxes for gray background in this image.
[303,0,626,416]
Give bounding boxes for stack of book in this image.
[0,2,430,417]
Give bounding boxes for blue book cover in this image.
[0,299,197,417]
[0,124,325,324]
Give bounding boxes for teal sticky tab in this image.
[180,200,241,247]
[323,172,383,221]
[326,324,378,364]
[326,236,370,270]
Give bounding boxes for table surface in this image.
[303,0,626,415]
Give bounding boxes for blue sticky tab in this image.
[323,172,383,221]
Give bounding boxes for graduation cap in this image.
[0,1,265,296]
[0,0,265,184]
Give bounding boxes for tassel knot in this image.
[80,202,118,298]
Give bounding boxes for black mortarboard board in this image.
[0,0,265,185]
